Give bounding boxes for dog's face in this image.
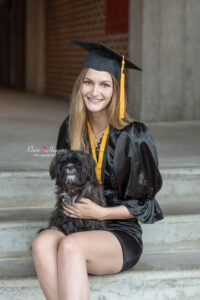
[50,150,96,188]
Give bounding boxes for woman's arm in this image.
[62,198,134,220]
[99,205,134,221]
[113,122,164,224]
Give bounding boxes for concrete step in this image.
[0,168,199,298]
[0,221,46,255]
[0,215,199,255]
[0,167,200,217]
[158,167,200,215]
[0,253,35,278]
[142,214,200,251]
[0,171,54,206]
[0,248,200,279]
[0,207,52,221]
[0,269,200,300]
[0,277,44,300]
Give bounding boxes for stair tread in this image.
[0,215,199,255]
[0,268,200,288]
[0,271,200,300]
[0,250,199,280]
[1,246,200,259]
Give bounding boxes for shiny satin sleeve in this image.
[114,122,164,224]
[56,116,70,150]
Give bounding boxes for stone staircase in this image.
[0,168,200,300]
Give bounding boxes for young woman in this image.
[32,40,164,300]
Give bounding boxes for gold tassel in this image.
[120,55,125,119]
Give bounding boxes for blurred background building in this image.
[0,0,199,122]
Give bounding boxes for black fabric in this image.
[95,135,103,160]
[109,230,143,272]
[70,40,142,80]
[56,116,164,272]
[56,118,70,150]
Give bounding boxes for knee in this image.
[58,236,81,257]
[32,233,45,256]
[32,230,52,257]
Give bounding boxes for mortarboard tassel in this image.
[120,55,125,119]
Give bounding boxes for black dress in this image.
[56,116,164,272]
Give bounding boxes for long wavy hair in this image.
[69,68,133,151]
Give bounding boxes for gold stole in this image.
[87,121,109,184]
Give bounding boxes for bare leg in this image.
[32,229,65,300]
[58,236,89,300]
[57,230,123,300]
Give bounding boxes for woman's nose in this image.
[91,84,99,96]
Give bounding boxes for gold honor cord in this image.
[87,121,109,184]
[120,54,125,119]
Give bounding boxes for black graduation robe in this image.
[56,116,164,271]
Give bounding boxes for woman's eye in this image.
[84,81,92,85]
[102,83,109,88]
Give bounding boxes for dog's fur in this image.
[43,150,106,235]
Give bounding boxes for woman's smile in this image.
[87,97,103,103]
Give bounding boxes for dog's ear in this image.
[49,155,57,179]
[49,150,67,180]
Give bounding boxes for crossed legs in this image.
[32,229,123,300]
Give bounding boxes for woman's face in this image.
[81,68,113,114]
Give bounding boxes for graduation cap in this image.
[70,40,142,118]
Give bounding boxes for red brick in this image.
[45,0,128,98]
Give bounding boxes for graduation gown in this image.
[56,116,164,272]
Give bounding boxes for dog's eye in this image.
[72,158,79,164]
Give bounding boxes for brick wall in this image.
[45,0,128,98]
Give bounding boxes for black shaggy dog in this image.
[46,150,106,235]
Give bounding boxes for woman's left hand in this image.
[62,198,105,220]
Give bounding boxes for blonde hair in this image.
[69,68,133,151]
